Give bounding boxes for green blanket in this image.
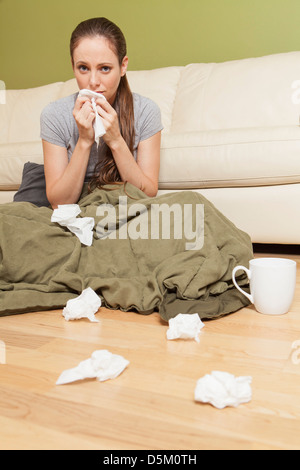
[0,183,253,320]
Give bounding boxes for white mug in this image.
[232,257,297,315]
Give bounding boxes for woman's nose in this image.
[89,71,101,89]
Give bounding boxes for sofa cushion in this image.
[171,52,300,132]
[56,78,79,99]
[13,162,49,207]
[0,83,64,143]
[159,126,300,189]
[127,67,183,133]
[0,141,43,190]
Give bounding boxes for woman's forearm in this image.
[47,138,93,208]
[110,136,158,197]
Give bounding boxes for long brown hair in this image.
[70,17,135,190]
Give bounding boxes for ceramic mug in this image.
[232,257,297,315]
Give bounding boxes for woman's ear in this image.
[121,56,129,77]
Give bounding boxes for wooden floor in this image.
[0,248,300,450]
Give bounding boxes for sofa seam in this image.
[199,63,215,130]
[161,138,300,150]
[158,176,300,189]
[169,67,186,133]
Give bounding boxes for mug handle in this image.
[232,265,254,304]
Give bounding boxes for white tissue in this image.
[78,89,106,146]
[91,97,106,146]
[56,350,129,385]
[51,204,95,246]
[194,371,252,409]
[63,287,101,322]
[52,204,81,220]
[166,313,204,342]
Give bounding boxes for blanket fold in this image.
[0,183,253,319]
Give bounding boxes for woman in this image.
[1,18,253,318]
[41,17,163,208]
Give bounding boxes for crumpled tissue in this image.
[51,204,95,246]
[166,313,204,342]
[56,350,129,385]
[194,371,252,409]
[78,89,106,146]
[63,287,101,322]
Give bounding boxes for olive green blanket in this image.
[0,184,253,320]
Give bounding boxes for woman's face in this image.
[72,35,128,104]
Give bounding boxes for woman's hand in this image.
[72,96,96,145]
[95,97,122,149]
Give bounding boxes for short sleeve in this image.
[40,94,77,148]
[134,94,164,143]
[40,103,68,148]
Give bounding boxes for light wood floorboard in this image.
[0,250,300,450]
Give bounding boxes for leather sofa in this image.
[1,51,300,244]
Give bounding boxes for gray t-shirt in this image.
[40,92,163,179]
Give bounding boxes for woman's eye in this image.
[101,66,111,73]
[78,65,88,72]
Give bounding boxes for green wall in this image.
[1,0,300,89]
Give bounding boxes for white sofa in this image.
[1,51,300,244]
